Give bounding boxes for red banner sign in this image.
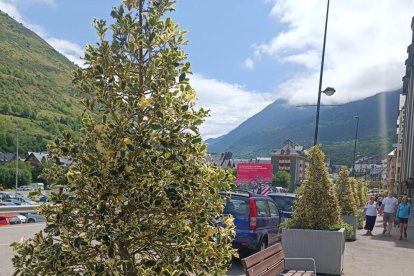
[236,163,273,183]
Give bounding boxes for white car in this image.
[17,214,27,223]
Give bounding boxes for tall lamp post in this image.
[313,0,335,146]
[15,128,21,197]
[352,116,359,176]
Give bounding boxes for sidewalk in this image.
[343,214,414,275]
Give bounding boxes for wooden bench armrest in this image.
[283,257,316,275]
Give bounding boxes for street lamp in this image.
[15,128,21,197]
[352,116,359,176]
[313,0,335,146]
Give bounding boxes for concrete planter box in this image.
[282,228,345,275]
[342,215,358,240]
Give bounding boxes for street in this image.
[0,223,45,276]
[0,223,245,276]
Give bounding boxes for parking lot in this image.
[0,223,45,276]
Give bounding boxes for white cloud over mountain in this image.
[251,0,413,105]
[191,74,274,139]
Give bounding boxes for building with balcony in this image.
[270,140,307,191]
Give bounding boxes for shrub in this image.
[335,166,357,216]
[291,145,341,230]
[12,1,235,274]
[358,180,368,207]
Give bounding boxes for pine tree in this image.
[12,1,235,274]
[292,145,341,230]
[335,167,357,216]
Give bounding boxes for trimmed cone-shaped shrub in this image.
[358,180,369,207]
[11,1,236,275]
[349,178,360,208]
[335,167,357,216]
[292,145,341,230]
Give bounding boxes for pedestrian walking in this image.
[363,196,378,235]
[396,196,411,240]
[379,191,398,235]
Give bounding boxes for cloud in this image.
[243,58,255,70]
[250,0,414,105]
[0,1,23,21]
[190,74,275,139]
[46,38,84,66]
[0,0,83,66]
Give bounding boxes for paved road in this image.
[0,223,45,276]
[3,217,413,276]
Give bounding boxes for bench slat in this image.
[246,254,284,276]
[260,260,286,276]
[242,243,284,269]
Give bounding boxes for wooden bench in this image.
[241,243,316,276]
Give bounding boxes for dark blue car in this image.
[268,192,296,220]
[221,191,281,254]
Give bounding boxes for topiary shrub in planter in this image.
[335,167,358,240]
[357,179,369,208]
[281,145,345,275]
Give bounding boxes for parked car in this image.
[268,192,296,220]
[0,214,22,226]
[39,195,48,202]
[0,201,16,206]
[17,214,27,223]
[220,191,281,254]
[274,186,289,193]
[19,212,46,223]
[1,199,21,205]
[0,191,12,201]
[14,197,37,205]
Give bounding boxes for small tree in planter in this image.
[335,167,358,240]
[335,167,357,216]
[292,146,341,229]
[357,180,368,207]
[282,145,346,275]
[349,178,360,208]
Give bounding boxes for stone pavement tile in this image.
[343,216,414,276]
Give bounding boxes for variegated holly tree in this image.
[335,166,357,216]
[12,0,236,274]
[292,145,341,230]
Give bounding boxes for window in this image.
[268,201,279,217]
[255,200,269,217]
[270,196,295,212]
[224,198,250,216]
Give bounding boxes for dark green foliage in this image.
[0,160,32,188]
[272,171,291,190]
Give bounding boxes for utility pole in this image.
[15,128,20,198]
[352,116,359,176]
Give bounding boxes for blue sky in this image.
[1,0,413,139]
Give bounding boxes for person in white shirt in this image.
[379,191,398,235]
[363,196,378,235]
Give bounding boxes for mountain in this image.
[207,90,401,165]
[0,11,83,153]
